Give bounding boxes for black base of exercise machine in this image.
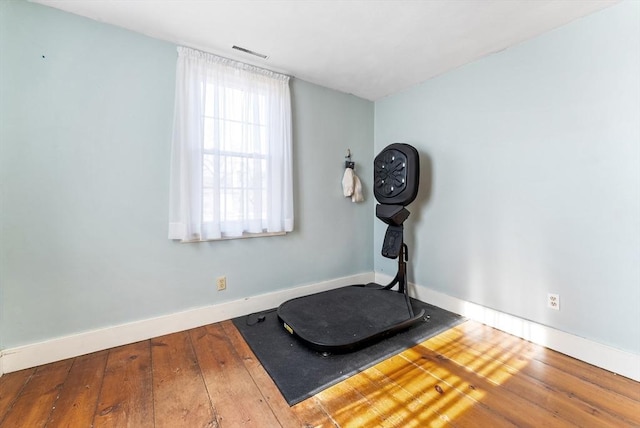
[278,143,425,354]
[277,243,425,353]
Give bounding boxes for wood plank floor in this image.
[1,319,638,427]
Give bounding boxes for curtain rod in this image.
[178,46,294,80]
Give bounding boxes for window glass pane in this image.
[223,121,244,154]
[247,157,260,186]
[247,188,258,219]
[222,189,242,221]
[258,94,267,125]
[259,125,267,155]
[219,155,228,189]
[203,188,214,223]
[204,83,216,117]
[224,87,245,123]
[220,155,233,189]
[203,154,215,188]
[203,117,215,151]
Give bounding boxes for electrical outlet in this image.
[547,293,560,310]
[216,276,227,291]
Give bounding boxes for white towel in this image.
[342,168,355,197]
[351,174,364,203]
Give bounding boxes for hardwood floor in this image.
[1,319,638,427]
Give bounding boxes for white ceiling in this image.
[34,0,618,101]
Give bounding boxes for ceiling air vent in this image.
[232,45,268,59]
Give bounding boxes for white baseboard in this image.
[0,272,373,375]
[375,273,640,382]
[5,270,638,382]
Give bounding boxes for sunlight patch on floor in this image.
[313,321,533,425]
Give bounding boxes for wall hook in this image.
[345,149,355,169]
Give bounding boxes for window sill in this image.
[179,231,287,243]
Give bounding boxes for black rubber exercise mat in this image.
[232,297,464,405]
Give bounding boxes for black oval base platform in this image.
[277,285,426,353]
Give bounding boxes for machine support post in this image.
[397,242,407,294]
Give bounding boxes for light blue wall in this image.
[375,1,640,353]
[2,0,636,357]
[0,0,373,349]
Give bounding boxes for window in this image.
[169,47,293,241]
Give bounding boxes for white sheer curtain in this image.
[169,47,293,241]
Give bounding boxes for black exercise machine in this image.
[277,143,425,353]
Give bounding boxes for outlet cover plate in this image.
[547,293,560,310]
